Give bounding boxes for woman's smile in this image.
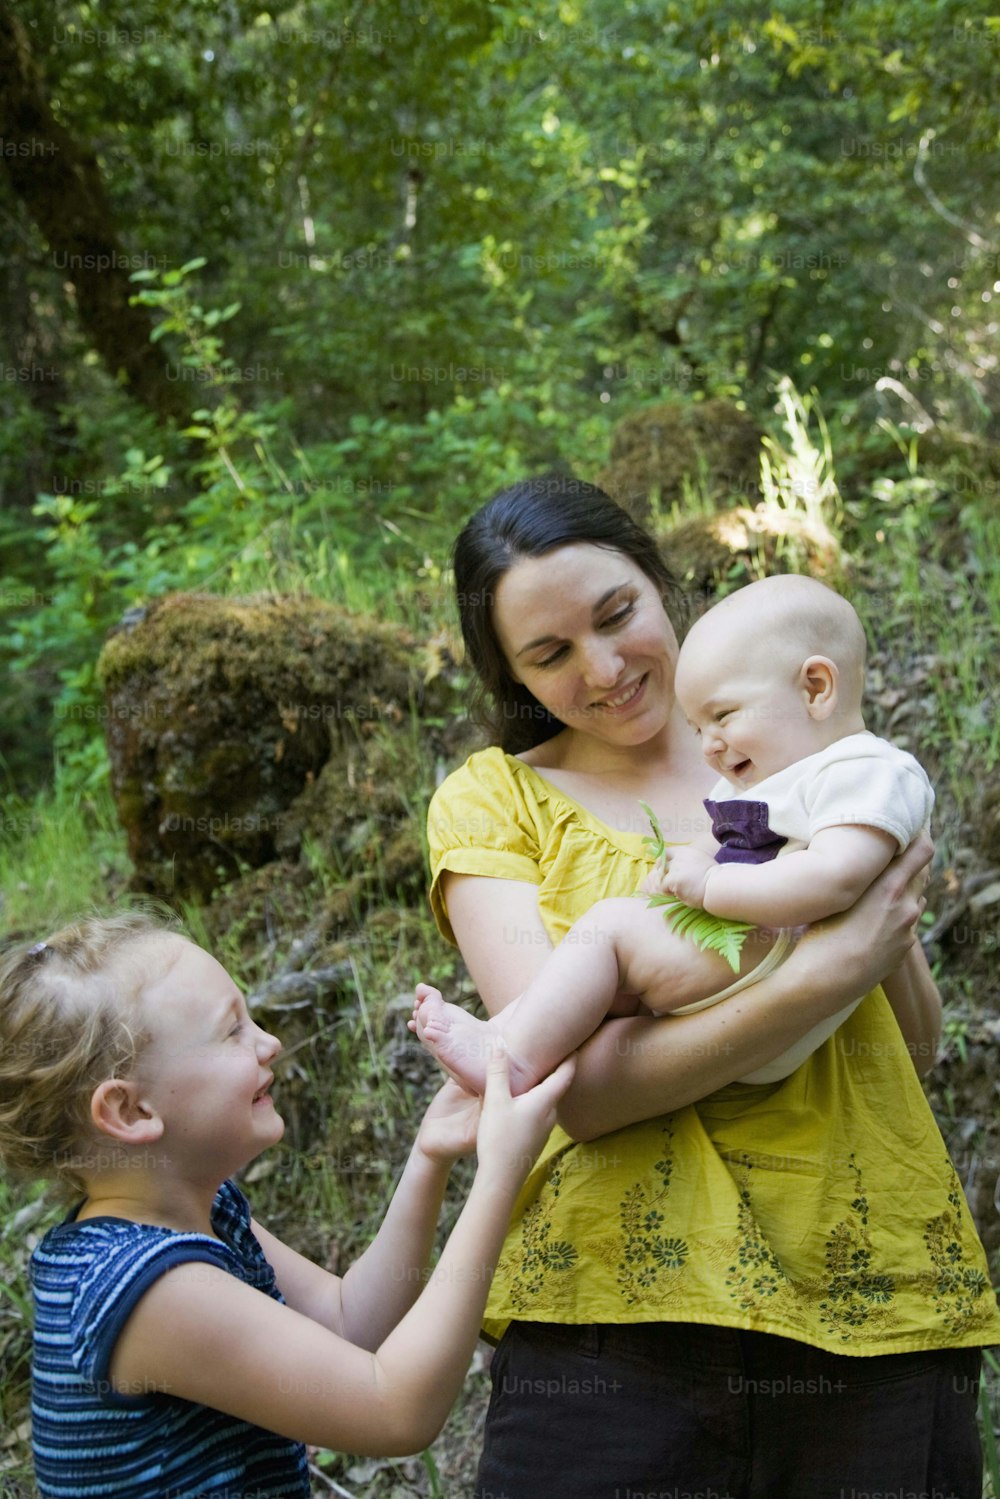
[592,673,648,713]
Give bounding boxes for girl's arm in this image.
[441,834,931,1140]
[107,1052,574,1457]
[879,939,941,1077]
[253,1082,481,1350]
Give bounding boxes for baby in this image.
[0,913,570,1498]
[413,574,933,1091]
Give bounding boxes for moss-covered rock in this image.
[598,398,762,514]
[99,592,422,899]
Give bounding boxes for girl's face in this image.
[492,543,680,746]
[133,938,284,1180]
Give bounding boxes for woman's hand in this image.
[793,831,931,993]
[795,831,939,1076]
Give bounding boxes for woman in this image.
[427,475,999,1499]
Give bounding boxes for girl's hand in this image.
[475,1043,576,1188]
[414,1080,481,1165]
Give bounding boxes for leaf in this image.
[639,802,751,970]
[639,800,665,861]
[640,800,690,860]
[646,895,755,973]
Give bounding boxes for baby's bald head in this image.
[680,575,867,712]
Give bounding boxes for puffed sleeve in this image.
[803,745,934,848]
[428,748,543,944]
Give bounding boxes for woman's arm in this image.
[879,939,941,1077]
[441,873,554,1012]
[440,835,931,1140]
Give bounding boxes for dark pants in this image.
[475,1321,983,1499]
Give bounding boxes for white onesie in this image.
[675,732,933,1084]
[703,732,933,868]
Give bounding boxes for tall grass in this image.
[0,779,129,933]
[849,497,999,803]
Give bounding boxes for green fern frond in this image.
[639,800,665,862]
[640,801,753,971]
[646,894,754,973]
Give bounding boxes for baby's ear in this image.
[800,655,838,718]
[90,1079,164,1145]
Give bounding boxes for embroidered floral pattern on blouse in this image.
[923,1164,992,1338]
[819,1155,896,1342]
[616,1123,690,1305]
[724,1161,788,1313]
[505,1159,579,1313]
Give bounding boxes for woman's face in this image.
[492,543,680,745]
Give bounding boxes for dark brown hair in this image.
[454,474,688,752]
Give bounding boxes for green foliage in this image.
[640,801,672,866]
[6,0,1000,501]
[846,476,999,806]
[3,251,619,784]
[1,8,999,1491]
[4,0,1000,787]
[0,1176,57,1495]
[0,781,129,930]
[645,892,756,974]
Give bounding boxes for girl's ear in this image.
[800,655,838,720]
[90,1079,164,1146]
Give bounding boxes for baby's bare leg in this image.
[412,899,772,1096]
[411,902,630,1095]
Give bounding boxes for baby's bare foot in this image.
[411,984,494,1093]
[411,984,538,1096]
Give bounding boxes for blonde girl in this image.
[0,912,571,1499]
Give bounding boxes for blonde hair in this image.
[0,911,180,1198]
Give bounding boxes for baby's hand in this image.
[657,845,716,907]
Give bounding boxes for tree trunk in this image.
[0,4,190,425]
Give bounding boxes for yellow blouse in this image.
[428,747,1000,1354]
